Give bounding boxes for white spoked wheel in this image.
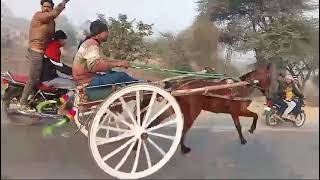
[88,84,183,179]
[74,92,122,138]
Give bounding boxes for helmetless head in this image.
[53,30,68,47]
[285,74,294,84]
[41,0,54,13]
[89,20,109,42]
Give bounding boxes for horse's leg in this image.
[139,94,169,124]
[239,109,259,134]
[180,120,195,154]
[144,103,198,154]
[147,108,174,128]
[139,98,150,125]
[180,106,201,154]
[231,114,247,145]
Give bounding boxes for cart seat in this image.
[85,86,114,101]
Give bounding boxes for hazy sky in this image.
[3,0,198,34]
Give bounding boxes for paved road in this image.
[1,108,319,179]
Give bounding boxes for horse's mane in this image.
[239,63,273,81]
[239,70,256,81]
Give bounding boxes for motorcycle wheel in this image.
[1,86,40,126]
[1,86,22,115]
[265,110,278,126]
[293,110,306,127]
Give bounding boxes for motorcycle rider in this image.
[282,74,304,120]
[293,76,303,93]
[272,73,288,117]
[41,30,76,89]
[18,0,71,113]
[292,75,305,115]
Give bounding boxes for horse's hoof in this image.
[181,146,191,154]
[248,129,254,134]
[240,139,247,145]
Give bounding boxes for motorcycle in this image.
[1,71,74,126]
[264,98,306,127]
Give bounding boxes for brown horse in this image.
[148,63,275,154]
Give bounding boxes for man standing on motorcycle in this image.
[282,75,304,120]
[18,0,71,112]
[73,20,138,87]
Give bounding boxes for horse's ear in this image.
[266,63,273,73]
[266,63,271,71]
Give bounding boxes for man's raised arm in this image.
[35,0,70,23]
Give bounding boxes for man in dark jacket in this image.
[272,73,288,115]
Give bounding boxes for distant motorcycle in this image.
[264,98,306,127]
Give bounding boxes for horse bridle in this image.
[246,79,264,90]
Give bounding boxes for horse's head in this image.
[239,63,275,96]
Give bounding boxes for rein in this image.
[130,63,264,91]
[129,63,227,79]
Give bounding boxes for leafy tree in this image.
[150,15,241,75]
[197,0,316,60]
[242,18,319,87]
[96,13,153,62]
[196,0,319,87]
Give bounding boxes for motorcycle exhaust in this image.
[10,109,64,119]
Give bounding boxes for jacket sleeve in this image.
[48,59,72,76]
[56,63,72,75]
[292,84,304,98]
[277,83,285,98]
[34,2,66,23]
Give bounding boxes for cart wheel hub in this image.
[141,132,149,140]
